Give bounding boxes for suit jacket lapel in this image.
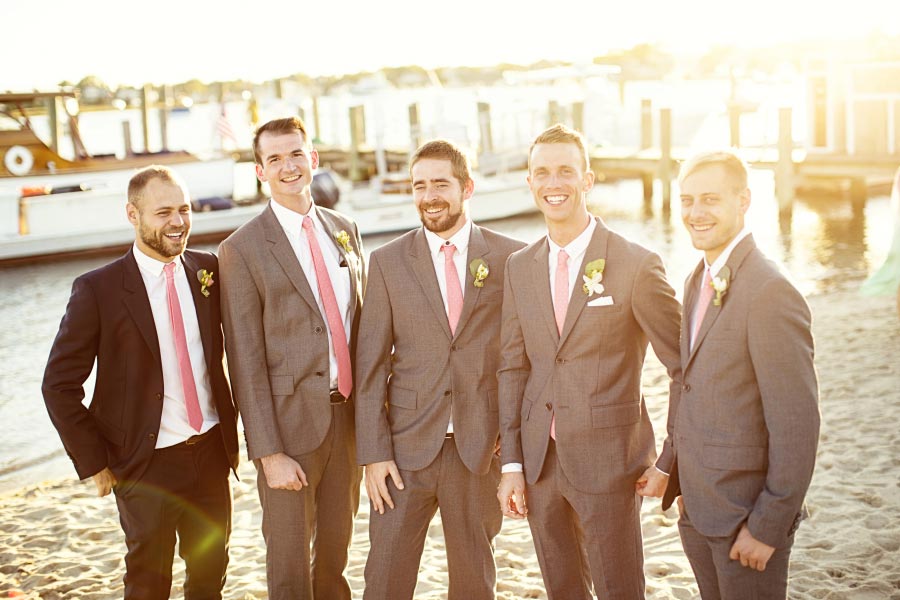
[181,252,214,372]
[453,225,488,339]
[559,218,609,347]
[683,261,705,367]
[261,205,321,316]
[409,228,453,340]
[685,234,756,370]
[531,239,559,342]
[120,251,162,365]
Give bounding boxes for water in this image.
[0,166,892,495]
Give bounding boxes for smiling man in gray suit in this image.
[218,117,366,599]
[653,150,819,599]
[355,140,525,599]
[496,124,682,599]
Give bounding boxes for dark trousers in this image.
[114,426,232,600]
[678,503,792,600]
[526,441,646,600]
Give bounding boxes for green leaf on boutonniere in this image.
[197,269,215,298]
[582,258,606,295]
[469,258,489,288]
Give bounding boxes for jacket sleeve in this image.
[497,254,530,466]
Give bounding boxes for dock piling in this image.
[640,99,652,150]
[477,102,494,155]
[348,105,366,182]
[659,108,673,213]
[776,107,795,217]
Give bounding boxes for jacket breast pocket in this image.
[389,384,417,409]
[702,444,767,471]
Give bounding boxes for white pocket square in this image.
[588,296,614,307]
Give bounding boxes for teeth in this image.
[282,175,301,182]
[692,224,713,232]
[545,195,566,204]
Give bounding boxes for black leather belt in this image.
[184,425,217,446]
[329,390,349,405]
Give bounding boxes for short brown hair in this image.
[128,165,185,207]
[677,150,749,191]
[409,139,471,187]
[253,116,311,165]
[529,123,590,171]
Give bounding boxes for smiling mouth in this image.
[544,194,567,206]
[165,231,186,241]
[282,174,302,183]
[423,204,448,215]
[691,223,714,232]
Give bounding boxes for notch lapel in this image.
[409,228,454,340]
[453,225,488,338]
[531,239,559,342]
[559,218,609,347]
[120,251,162,365]
[261,205,322,317]
[181,252,214,372]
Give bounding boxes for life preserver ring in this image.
[5,146,34,176]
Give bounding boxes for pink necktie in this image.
[691,269,714,349]
[163,262,203,432]
[303,216,353,398]
[442,244,464,336]
[550,249,570,440]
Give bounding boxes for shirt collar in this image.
[270,198,321,237]
[423,217,473,259]
[132,243,182,278]
[705,226,751,276]
[548,216,597,258]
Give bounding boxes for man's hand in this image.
[92,467,117,497]
[260,452,308,491]
[365,460,405,515]
[497,472,527,519]
[729,523,776,571]
[635,466,669,498]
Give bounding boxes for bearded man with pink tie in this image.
[355,140,525,599]
[653,151,820,599]
[496,124,683,599]
[42,165,240,598]
[218,117,366,599]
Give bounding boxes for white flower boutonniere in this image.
[197,269,215,297]
[469,258,489,288]
[334,230,354,255]
[581,258,606,296]
[710,266,731,306]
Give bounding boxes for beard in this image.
[418,200,464,234]
[138,222,189,259]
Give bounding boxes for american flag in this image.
[215,104,237,148]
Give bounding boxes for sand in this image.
[2,289,898,599]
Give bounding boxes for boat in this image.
[0,90,234,202]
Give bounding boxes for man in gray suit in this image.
[218,117,366,599]
[355,140,525,599]
[654,150,819,598]
[496,124,682,599]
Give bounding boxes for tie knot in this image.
[557,249,569,266]
[442,243,457,258]
[302,215,314,231]
[703,268,713,286]
[164,261,176,277]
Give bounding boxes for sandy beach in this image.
[2,288,898,599]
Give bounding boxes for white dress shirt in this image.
[423,217,473,434]
[133,245,218,449]
[502,217,598,474]
[270,200,353,390]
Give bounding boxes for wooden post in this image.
[659,108,672,213]
[122,120,133,156]
[140,84,151,153]
[477,102,493,155]
[312,95,322,143]
[849,177,867,216]
[776,107,794,217]
[48,96,61,155]
[348,105,366,182]
[274,78,284,100]
[572,102,584,132]
[408,103,422,152]
[640,99,652,150]
[158,85,170,152]
[548,100,562,126]
[641,172,654,213]
[728,102,741,148]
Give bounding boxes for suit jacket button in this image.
[149,433,156,440]
[314,326,323,334]
[555,358,564,364]
[155,393,162,400]
[444,390,451,396]
[451,345,458,351]
[316,371,325,377]
[545,402,552,411]
[682,383,691,392]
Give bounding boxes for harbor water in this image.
[0,167,893,495]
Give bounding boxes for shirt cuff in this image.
[655,465,670,477]
[501,462,523,473]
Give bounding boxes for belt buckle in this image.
[185,429,207,445]
[329,390,347,404]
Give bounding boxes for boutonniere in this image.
[469,258,489,287]
[197,269,215,297]
[710,266,731,306]
[581,258,606,296]
[334,230,354,255]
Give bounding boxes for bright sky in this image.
[2,0,896,90]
